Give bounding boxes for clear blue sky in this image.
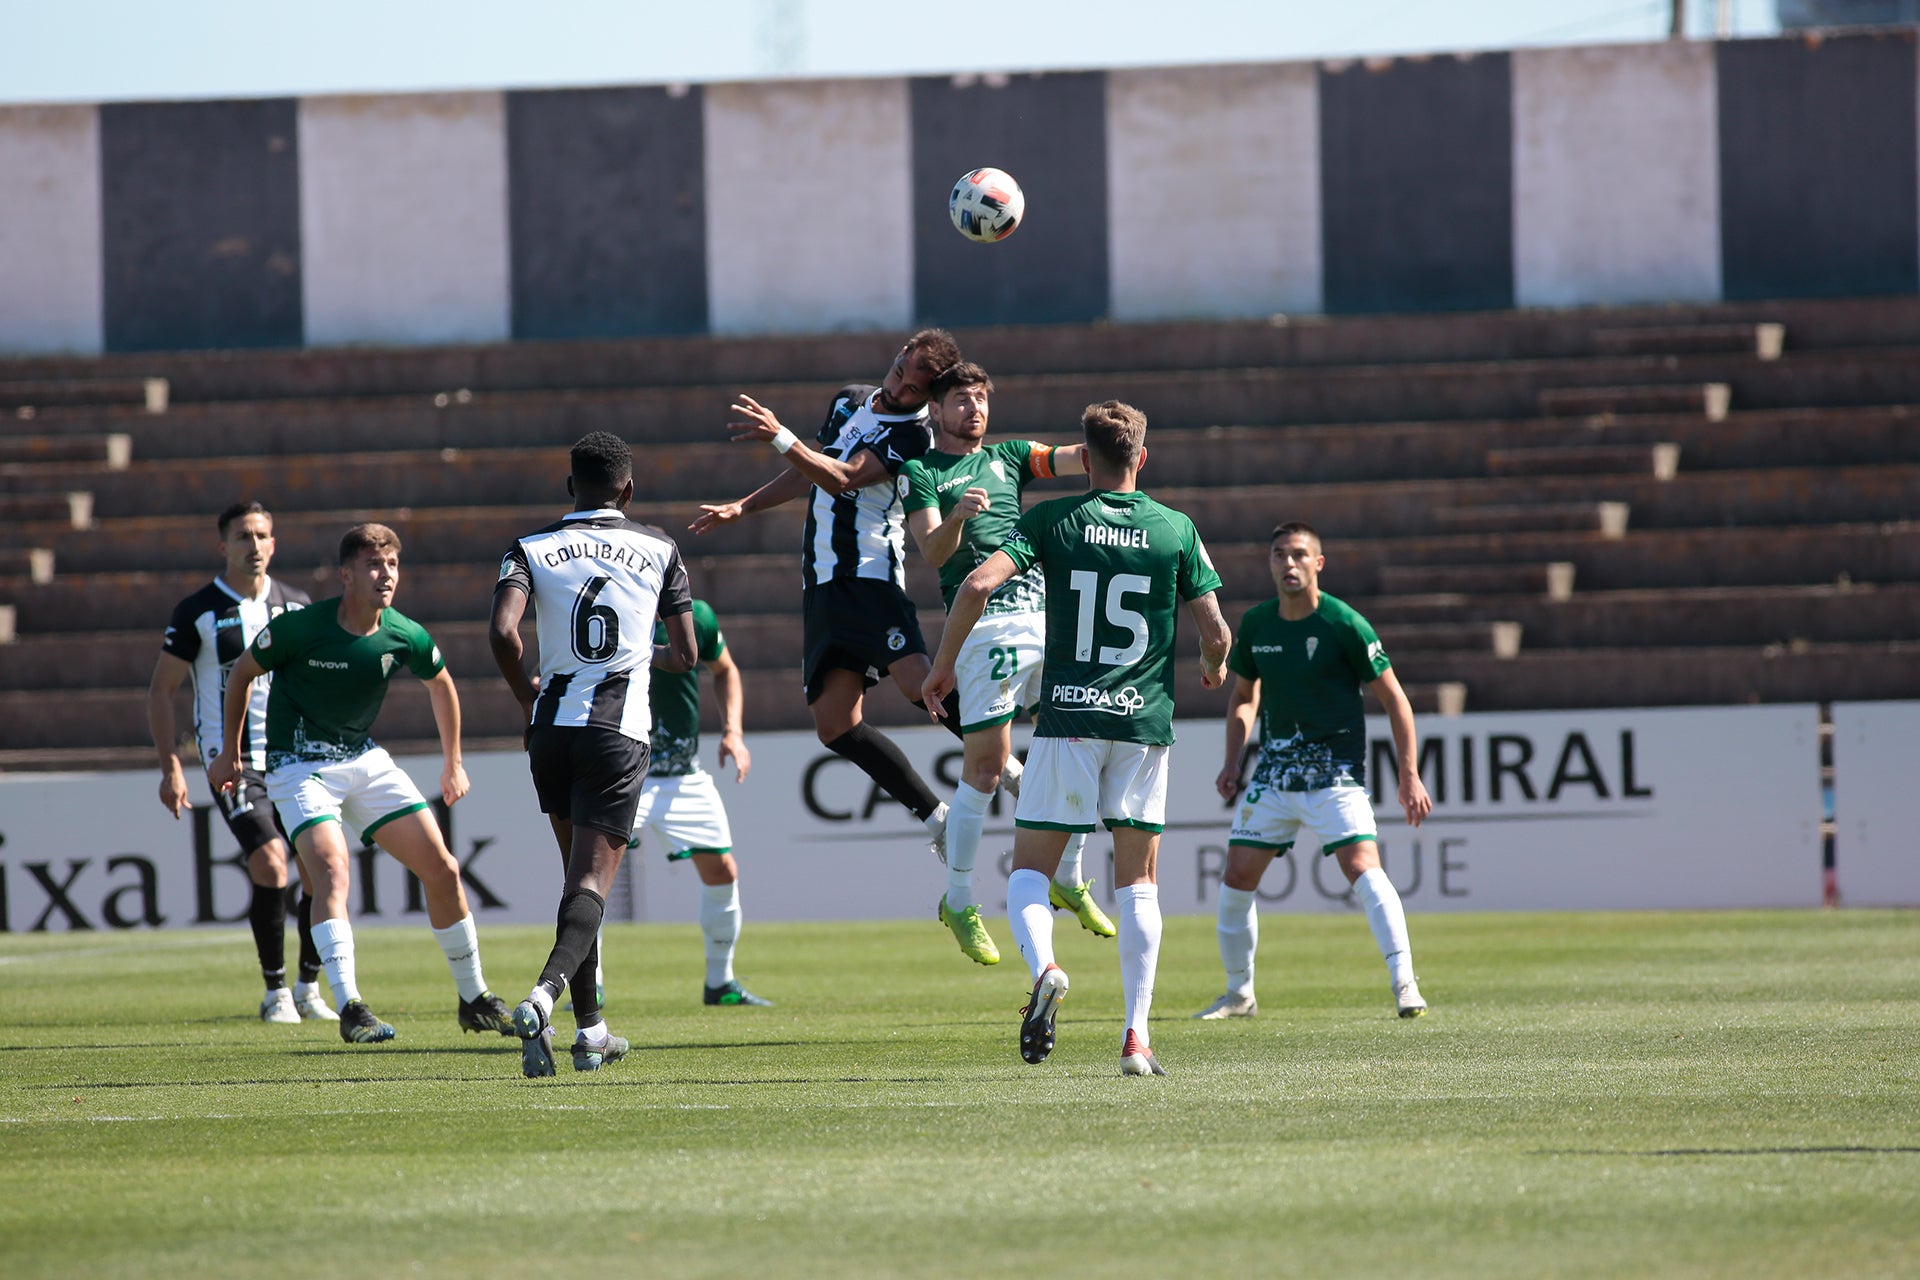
[0,1,1780,105]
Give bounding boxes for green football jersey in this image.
[1000,489,1222,745]
[900,439,1053,617]
[248,598,445,769]
[1229,592,1390,791]
[648,599,726,777]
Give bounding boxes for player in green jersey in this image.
[212,523,514,1045]
[902,362,1113,966]
[925,401,1232,1076]
[1192,522,1434,1022]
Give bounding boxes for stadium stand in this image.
[2,295,1917,771]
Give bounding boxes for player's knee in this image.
[963,758,1002,793]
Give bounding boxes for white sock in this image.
[944,782,992,910]
[308,917,361,1007]
[293,979,323,1003]
[1217,885,1259,999]
[1054,831,1088,888]
[1117,883,1162,1042]
[431,914,487,1002]
[700,881,741,988]
[575,1018,607,1046]
[1352,866,1415,987]
[1006,869,1056,981]
[525,985,554,1020]
[923,802,949,835]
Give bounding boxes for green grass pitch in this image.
[2,909,1916,1278]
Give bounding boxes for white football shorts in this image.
[1230,782,1377,855]
[266,746,430,845]
[627,769,733,858]
[1014,736,1170,833]
[954,611,1047,732]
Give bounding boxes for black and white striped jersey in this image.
[800,384,933,590]
[161,576,310,770]
[495,510,693,744]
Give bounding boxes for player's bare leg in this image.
[296,823,393,1042]
[1195,843,1276,1020]
[373,811,511,1034]
[1336,840,1424,1016]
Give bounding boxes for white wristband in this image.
[770,426,799,454]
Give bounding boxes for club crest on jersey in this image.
[1306,637,1319,660]
[988,459,1007,482]
[885,626,906,652]
[380,653,396,676]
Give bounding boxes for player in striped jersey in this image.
[147,501,333,1024]
[690,332,966,861]
[490,432,698,1077]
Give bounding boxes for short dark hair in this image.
[905,328,962,379]
[217,501,271,538]
[338,522,401,566]
[570,431,633,493]
[1270,521,1321,551]
[1082,400,1147,469]
[930,361,993,403]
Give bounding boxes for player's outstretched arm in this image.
[487,585,539,722]
[1367,667,1431,827]
[707,646,751,782]
[690,466,811,535]
[1217,674,1260,803]
[1188,591,1232,689]
[423,668,469,805]
[147,652,194,817]
[923,550,1019,717]
[728,395,877,494]
[210,650,266,795]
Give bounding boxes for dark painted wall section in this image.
[507,86,708,339]
[1718,32,1919,300]
[911,73,1109,327]
[99,99,303,352]
[1319,54,1515,314]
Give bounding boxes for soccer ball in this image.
[948,167,1025,243]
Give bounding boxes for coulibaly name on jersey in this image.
[1082,525,1148,548]
[540,540,650,570]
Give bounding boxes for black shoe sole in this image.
[1019,981,1063,1065]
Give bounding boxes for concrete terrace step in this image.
[1433,502,1630,536]
[0,377,166,412]
[0,491,90,526]
[1485,444,1679,479]
[1377,562,1575,599]
[0,433,131,467]
[1592,323,1784,359]
[1539,383,1729,420]
[1396,641,1920,711]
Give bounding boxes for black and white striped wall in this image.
[2,30,1917,355]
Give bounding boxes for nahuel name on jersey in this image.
[1051,684,1146,714]
[1082,525,1148,548]
[541,540,648,570]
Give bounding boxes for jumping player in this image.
[901,363,1113,966]
[490,433,698,1077]
[1192,522,1433,1021]
[147,501,333,1023]
[690,331,964,861]
[925,401,1231,1076]
[212,523,514,1045]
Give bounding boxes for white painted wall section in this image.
[1513,42,1720,308]
[0,105,103,355]
[1106,63,1321,321]
[1831,701,1920,906]
[298,93,510,346]
[704,78,912,335]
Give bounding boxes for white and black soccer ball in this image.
[948,167,1025,243]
